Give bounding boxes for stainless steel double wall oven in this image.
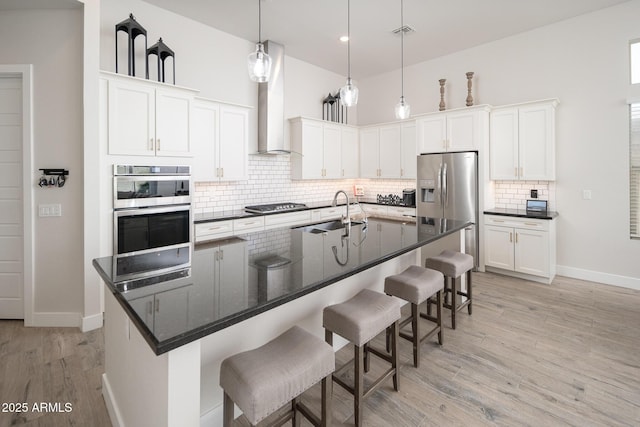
[113,165,192,279]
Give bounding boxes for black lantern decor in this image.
[147,38,176,84]
[322,91,347,124]
[115,13,149,78]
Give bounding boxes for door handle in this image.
[509,232,512,243]
[442,162,448,207]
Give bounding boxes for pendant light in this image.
[340,0,358,107]
[394,0,410,119]
[247,0,272,82]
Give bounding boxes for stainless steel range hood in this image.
[257,40,290,154]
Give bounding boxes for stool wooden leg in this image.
[325,329,333,346]
[467,270,473,315]
[391,320,400,391]
[293,396,301,427]
[451,276,457,330]
[223,392,234,427]
[321,374,332,427]
[354,344,364,427]
[364,343,370,373]
[411,303,420,368]
[437,289,443,345]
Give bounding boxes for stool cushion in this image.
[323,289,401,347]
[384,265,444,305]
[425,250,473,278]
[219,326,335,425]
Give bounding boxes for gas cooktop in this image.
[245,202,308,214]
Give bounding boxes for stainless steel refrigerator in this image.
[417,151,478,267]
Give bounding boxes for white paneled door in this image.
[0,76,23,318]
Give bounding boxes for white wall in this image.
[359,0,640,287]
[0,8,85,323]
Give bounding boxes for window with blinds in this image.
[631,103,640,238]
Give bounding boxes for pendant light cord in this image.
[347,0,351,79]
[401,0,404,97]
[258,0,262,43]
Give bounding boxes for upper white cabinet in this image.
[359,120,417,179]
[191,98,249,182]
[105,72,196,157]
[417,106,490,154]
[290,117,359,180]
[490,99,558,180]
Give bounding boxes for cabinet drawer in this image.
[387,206,416,218]
[233,216,265,233]
[264,211,312,230]
[319,206,346,220]
[361,204,388,216]
[484,215,549,231]
[194,220,233,242]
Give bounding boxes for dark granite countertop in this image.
[93,216,469,355]
[194,200,416,224]
[484,208,558,220]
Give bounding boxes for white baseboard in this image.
[556,265,640,291]
[102,373,122,427]
[30,311,82,327]
[82,312,103,332]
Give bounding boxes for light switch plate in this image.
[582,190,592,200]
[38,204,62,217]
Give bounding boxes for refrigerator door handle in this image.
[442,161,448,208]
[437,162,443,205]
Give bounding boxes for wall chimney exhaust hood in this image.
[257,40,290,154]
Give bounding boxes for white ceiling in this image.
[142,0,630,79]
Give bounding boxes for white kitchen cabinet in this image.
[263,210,312,230]
[233,216,266,234]
[484,214,556,283]
[290,117,359,180]
[191,99,249,182]
[105,73,196,157]
[192,239,247,319]
[417,106,490,154]
[359,120,416,179]
[490,99,558,180]
[194,220,234,243]
[361,204,416,219]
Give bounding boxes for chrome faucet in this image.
[332,190,350,228]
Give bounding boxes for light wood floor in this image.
[2,272,640,426]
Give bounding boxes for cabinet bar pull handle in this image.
[509,232,512,243]
[220,168,224,177]
[515,167,518,177]
[157,139,161,150]
[524,222,539,226]
[520,167,523,177]
[155,299,160,312]
[515,233,518,243]
[149,138,154,150]
[215,251,219,261]
[493,219,505,223]
[220,250,224,260]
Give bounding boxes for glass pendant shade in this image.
[248,42,271,82]
[395,96,411,119]
[340,77,359,107]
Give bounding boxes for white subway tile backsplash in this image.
[193,156,415,212]
[493,180,556,210]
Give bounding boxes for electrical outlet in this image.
[38,204,62,217]
[353,185,364,197]
[530,189,538,198]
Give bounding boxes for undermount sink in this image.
[296,220,365,234]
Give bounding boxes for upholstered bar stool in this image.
[219,326,335,427]
[323,289,401,427]
[384,265,444,368]
[425,250,474,329]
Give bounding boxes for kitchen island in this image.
[94,216,470,427]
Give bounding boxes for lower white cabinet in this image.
[360,204,416,219]
[484,214,556,283]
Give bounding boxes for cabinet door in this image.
[359,127,380,178]
[514,229,549,277]
[446,110,477,152]
[417,115,446,154]
[490,108,519,180]
[379,124,401,178]
[301,233,324,285]
[108,80,155,156]
[300,120,324,179]
[191,101,219,182]
[484,225,514,270]
[323,124,342,178]
[155,88,192,157]
[189,247,217,326]
[217,241,248,318]
[153,285,191,340]
[128,295,155,331]
[218,105,249,181]
[400,122,417,179]
[341,127,359,178]
[519,103,555,180]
